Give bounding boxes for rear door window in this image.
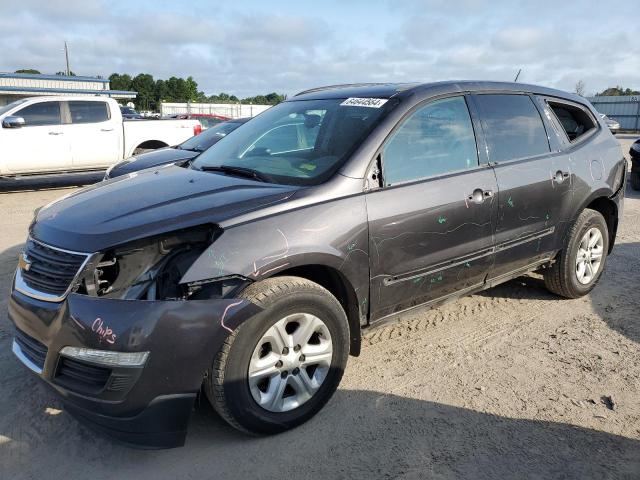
[69,101,110,124]
[382,96,479,185]
[474,94,550,162]
[15,101,62,126]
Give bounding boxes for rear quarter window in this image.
[546,101,596,142]
[474,94,550,163]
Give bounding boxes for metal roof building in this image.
[0,72,137,106]
[587,95,640,131]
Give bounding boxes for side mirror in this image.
[2,116,25,128]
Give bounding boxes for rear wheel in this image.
[544,209,609,298]
[204,276,349,434]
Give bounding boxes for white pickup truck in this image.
[0,96,201,176]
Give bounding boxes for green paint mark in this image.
[545,213,550,220]
[465,262,471,268]
[437,215,447,224]
[412,277,424,284]
[347,241,357,252]
[507,197,514,208]
[430,274,443,284]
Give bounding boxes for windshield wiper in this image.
[199,165,271,182]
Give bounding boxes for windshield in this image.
[121,107,138,115]
[192,98,396,185]
[180,121,245,151]
[0,99,29,117]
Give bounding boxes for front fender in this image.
[181,195,370,312]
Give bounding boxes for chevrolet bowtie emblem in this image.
[18,252,32,272]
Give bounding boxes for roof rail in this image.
[293,83,388,97]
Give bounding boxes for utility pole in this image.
[514,69,521,82]
[64,41,71,76]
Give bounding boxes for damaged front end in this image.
[71,225,250,302]
[9,225,260,448]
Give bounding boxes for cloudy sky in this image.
[0,0,638,97]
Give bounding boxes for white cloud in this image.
[0,0,638,98]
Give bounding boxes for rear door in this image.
[2,100,72,174]
[367,95,497,320]
[67,100,120,168]
[470,93,572,281]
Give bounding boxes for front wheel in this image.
[544,209,609,298]
[204,276,349,434]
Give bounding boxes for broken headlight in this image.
[74,225,247,301]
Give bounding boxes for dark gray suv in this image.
[9,81,626,448]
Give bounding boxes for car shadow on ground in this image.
[0,381,638,479]
[0,171,103,193]
[479,241,640,345]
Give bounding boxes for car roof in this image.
[291,80,584,104]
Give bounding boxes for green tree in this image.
[184,76,199,102]
[154,79,169,104]
[131,73,156,110]
[15,69,41,74]
[241,92,286,105]
[109,73,133,92]
[596,86,640,96]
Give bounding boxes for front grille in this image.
[14,328,48,370]
[20,238,88,296]
[56,357,112,393]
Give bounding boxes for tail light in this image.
[193,124,202,136]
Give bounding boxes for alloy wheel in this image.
[575,227,604,285]
[248,313,333,413]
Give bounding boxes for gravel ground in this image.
[1,136,639,480]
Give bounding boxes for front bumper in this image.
[8,288,260,448]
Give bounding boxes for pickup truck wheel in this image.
[544,209,609,298]
[630,170,640,191]
[204,276,349,434]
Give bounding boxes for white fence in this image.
[160,102,272,119]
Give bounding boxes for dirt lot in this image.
[1,137,639,480]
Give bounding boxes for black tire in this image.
[544,209,609,298]
[204,276,349,434]
[630,170,640,191]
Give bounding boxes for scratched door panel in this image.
[488,153,572,279]
[367,168,497,320]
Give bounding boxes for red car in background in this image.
[169,113,231,129]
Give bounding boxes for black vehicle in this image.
[630,138,640,190]
[120,105,143,119]
[9,81,626,448]
[104,118,250,179]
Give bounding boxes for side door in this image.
[366,95,498,321]
[2,100,72,174]
[469,93,572,281]
[67,100,120,168]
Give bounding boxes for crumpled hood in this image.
[32,165,298,252]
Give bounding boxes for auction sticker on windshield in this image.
[340,98,388,108]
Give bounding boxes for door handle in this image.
[553,170,569,184]
[48,131,63,135]
[467,188,492,204]
[100,128,114,132]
